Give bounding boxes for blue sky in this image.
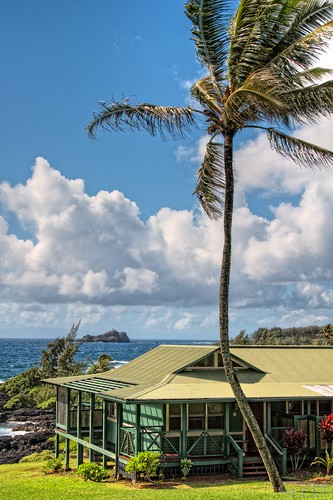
[0,1,333,340]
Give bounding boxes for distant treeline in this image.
[231,324,333,345]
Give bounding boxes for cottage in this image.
[45,345,333,478]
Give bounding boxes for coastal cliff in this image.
[81,328,130,343]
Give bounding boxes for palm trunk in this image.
[220,131,286,493]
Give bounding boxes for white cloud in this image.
[1,107,333,342]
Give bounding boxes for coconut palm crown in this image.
[87,0,333,492]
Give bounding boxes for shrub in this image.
[76,462,110,482]
[180,458,193,481]
[20,450,54,463]
[311,450,333,476]
[319,414,333,453]
[125,451,160,482]
[42,457,64,474]
[283,428,307,471]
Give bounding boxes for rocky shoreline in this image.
[0,390,55,464]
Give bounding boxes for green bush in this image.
[20,450,54,463]
[180,458,193,481]
[76,462,110,482]
[42,457,64,474]
[311,450,333,476]
[125,451,160,482]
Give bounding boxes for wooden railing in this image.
[264,433,287,475]
[226,435,243,478]
[69,408,103,429]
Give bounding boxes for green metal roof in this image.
[45,344,333,402]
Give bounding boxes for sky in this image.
[0,1,333,340]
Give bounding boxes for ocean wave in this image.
[0,421,29,437]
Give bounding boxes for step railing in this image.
[226,435,243,478]
[264,433,287,475]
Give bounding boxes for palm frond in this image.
[224,68,288,127]
[194,141,226,219]
[190,76,224,115]
[286,79,333,123]
[229,0,333,87]
[268,128,333,169]
[286,67,333,87]
[266,20,333,82]
[228,0,280,85]
[87,98,197,140]
[185,0,232,83]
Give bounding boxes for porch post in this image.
[77,391,83,467]
[89,393,95,462]
[266,401,271,434]
[225,402,230,455]
[65,388,71,470]
[115,403,122,478]
[55,432,59,459]
[181,403,187,458]
[102,400,108,468]
[135,405,141,454]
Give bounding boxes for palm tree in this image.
[87,0,333,491]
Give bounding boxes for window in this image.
[189,403,205,430]
[107,402,117,418]
[208,402,224,429]
[287,400,302,415]
[169,403,181,430]
[319,400,332,416]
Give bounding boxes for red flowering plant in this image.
[283,428,307,472]
[319,414,333,456]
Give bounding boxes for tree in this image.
[87,0,333,491]
[87,353,115,374]
[3,322,86,409]
[40,321,85,378]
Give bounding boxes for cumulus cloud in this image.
[1,114,333,340]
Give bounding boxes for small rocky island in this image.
[81,328,130,343]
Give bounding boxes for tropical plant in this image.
[87,0,333,492]
[40,321,85,378]
[125,451,161,482]
[319,413,333,456]
[311,450,333,476]
[87,353,115,374]
[76,462,110,482]
[19,450,54,463]
[180,458,193,480]
[42,457,64,474]
[283,428,307,472]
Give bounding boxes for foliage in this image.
[311,450,333,476]
[76,462,110,482]
[30,385,56,409]
[319,414,333,456]
[42,457,64,474]
[87,353,115,374]
[283,428,307,472]
[2,322,85,409]
[125,451,160,482]
[40,321,85,378]
[232,325,323,345]
[20,450,54,463]
[180,458,193,481]
[3,366,41,409]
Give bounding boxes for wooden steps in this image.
[243,459,268,477]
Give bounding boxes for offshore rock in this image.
[81,328,130,343]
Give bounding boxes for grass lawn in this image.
[1,462,333,499]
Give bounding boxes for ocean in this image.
[0,337,215,436]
